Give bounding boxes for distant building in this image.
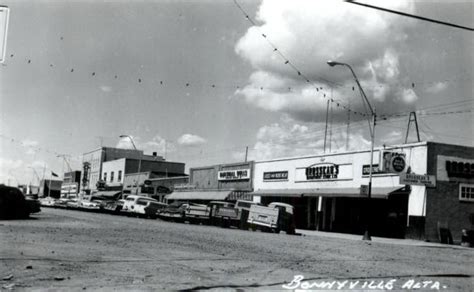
[80,147,164,192]
[103,154,186,196]
[39,179,62,198]
[166,161,254,203]
[61,170,81,199]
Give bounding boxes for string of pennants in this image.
[0,2,471,119]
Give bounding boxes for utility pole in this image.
[323,100,330,153]
[244,146,249,162]
[405,111,421,143]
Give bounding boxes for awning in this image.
[91,190,122,199]
[250,186,407,199]
[166,190,231,201]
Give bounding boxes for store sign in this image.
[218,169,250,181]
[227,191,253,201]
[306,163,339,180]
[381,151,407,173]
[399,173,436,187]
[263,171,288,181]
[445,160,474,179]
[362,164,384,175]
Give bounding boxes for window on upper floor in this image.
[103,172,107,182]
[118,170,122,182]
[110,171,115,182]
[460,184,474,202]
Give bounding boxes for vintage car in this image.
[39,196,58,207]
[122,195,167,218]
[78,195,101,210]
[0,185,31,219]
[157,201,188,222]
[24,194,41,214]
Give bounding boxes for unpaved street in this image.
[1,208,473,291]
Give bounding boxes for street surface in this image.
[0,208,473,291]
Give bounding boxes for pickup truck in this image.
[209,200,260,229]
[247,202,295,234]
[184,203,211,224]
[209,201,238,227]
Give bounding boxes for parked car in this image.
[102,199,125,214]
[39,196,58,207]
[157,201,188,222]
[122,195,166,218]
[24,194,41,214]
[78,195,101,210]
[0,185,31,219]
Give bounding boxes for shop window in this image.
[118,170,122,182]
[110,171,114,182]
[459,184,474,202]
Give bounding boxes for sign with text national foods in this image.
[218,169,250,181]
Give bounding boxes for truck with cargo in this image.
[247,202,295,234]
[184,203,211,224]
[209,200,261,229]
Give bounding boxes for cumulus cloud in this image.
[425,82,448,94]
[21,139,39,147]
[177,134,207,147]
[100,85,112,92]
[116,135,175,156]
[116,136,138,150]
[235,0,418,122]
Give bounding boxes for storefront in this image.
[251,141,474,242]
[166,162,253,203]
[251,142,429,239]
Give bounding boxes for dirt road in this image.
[1,208,473,290]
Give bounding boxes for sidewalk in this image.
[295,229,471,249]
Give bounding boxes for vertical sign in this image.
[0,6,10,63]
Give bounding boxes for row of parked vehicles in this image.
[39,192,296,235]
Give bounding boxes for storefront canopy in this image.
[166,190,232,201]
[250,186,407,199]
[91,190,122,199]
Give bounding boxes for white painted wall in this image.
[102,158,126,184]
[253,143,429,216]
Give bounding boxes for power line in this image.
[345,1,474,32]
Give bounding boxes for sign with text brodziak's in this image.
[305,163,339,180]
[263,171,288,181]
[399,173,436,188]
[218,169,250,181]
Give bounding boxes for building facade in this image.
[39,179,63,198]
[102,155,186,194]
[166,161,254,203]
[61,170,81,199]
[251,142,474,243]
[80,147,165,192]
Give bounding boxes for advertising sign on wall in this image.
[218,169,250,181]
[263,171,288,181]
[399,173,436,187]
[305,163,339,180]
[381,151,407,173]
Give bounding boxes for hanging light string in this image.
[230,0,376,117]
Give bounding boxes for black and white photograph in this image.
[0,0,473,290]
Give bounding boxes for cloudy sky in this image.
[0,0,472,185]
